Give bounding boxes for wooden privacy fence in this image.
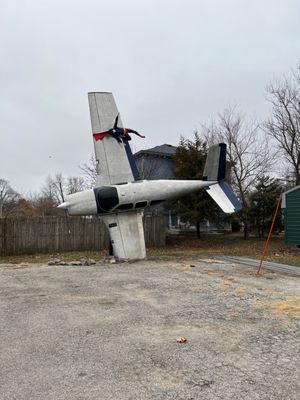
[0,215,166,256]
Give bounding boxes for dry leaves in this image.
[176,337,187,343]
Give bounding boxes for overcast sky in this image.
[0,0,299,194]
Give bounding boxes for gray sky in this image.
[1,0,299,194]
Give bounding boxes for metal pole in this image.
[256,195,282,275]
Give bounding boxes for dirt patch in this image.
[255,296,300,318]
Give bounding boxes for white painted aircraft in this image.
[58,92,241,260]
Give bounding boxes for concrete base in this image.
[102,211,146,260]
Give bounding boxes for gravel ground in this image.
[0,258,299,400]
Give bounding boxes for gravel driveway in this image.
[0,258,299,400]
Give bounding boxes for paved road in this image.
[0,259,299,399]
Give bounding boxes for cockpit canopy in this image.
[94,186,119,213]
[94,186,163,214]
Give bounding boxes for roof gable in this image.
[134,144,177,158]
[281,185,300,208]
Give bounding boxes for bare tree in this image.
[0,179,19,218]
[264,69,300,185]
[41,173,86,208]
[53,173,65,203]
[25,191,58,217]
[66,176,86,194]
[79,155,98,188]
[135,156,162,180]
[41,173,65,204]
[204,107,272,239]
[79,152,162,184]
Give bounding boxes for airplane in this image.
[58,92,242,260]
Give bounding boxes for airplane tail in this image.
[203,143,242,214]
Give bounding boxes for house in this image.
[134,143,232,232]
[134,144,177,180]
[134,144,177,225]
[281,185,300,246]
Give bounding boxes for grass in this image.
[0,233,299,267]
[148,233,300,267]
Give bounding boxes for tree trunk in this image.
[243,222,249,240]
[261,224,265,239]
[295,156,300,186]
[257,226,261,239]
[196,221,200,238]
[296,170,300,186]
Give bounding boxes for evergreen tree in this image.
[249,176,282,238]
[170,133,220,237]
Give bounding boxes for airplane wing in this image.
[88,92,139,186]
[89,92,146,260]
[102,211,146,260]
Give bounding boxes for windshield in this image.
[94,187,119,212]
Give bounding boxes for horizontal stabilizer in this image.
[206,182,242,214]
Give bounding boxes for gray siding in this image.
[135,155,175,180]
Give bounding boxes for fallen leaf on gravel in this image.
[176,337,187,343]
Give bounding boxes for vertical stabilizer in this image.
[203,143,242,213]
[203,143,226,182]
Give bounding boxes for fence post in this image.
[0,218,7,256]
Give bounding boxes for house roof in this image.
[281,185,300,208]
[134,144,177,158]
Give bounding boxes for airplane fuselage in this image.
[58,179,217,216]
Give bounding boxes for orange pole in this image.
[256,195,282,275]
